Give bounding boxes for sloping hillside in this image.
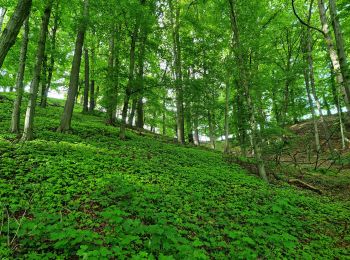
[0,93,349,258]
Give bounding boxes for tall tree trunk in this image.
[128,98,137,126]
[82,47,89,113]
[0,0,32,68]
[302,53,321,152]
[0,8,7,32]
[106,30,117,124]
[208,111,215,149]
[305,29,333,152]
[329,0,350,114]
[193,114,200,146]
[120,20,139,139]
[162,94,167,135]
[21,1,52,141]
[170,0,185,144]
[11,17,29,134]
[89,40,96,113]
[228,0,268,182]
[224,80,230,153]
[40,9,58,108]
[39,54,48,106]
[186,104,194,143]
[318,0,350,114]
[57,0,88,132]
[136,26,147,129]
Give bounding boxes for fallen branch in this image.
[288,178,323,194]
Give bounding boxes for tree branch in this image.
[291,0,325,36]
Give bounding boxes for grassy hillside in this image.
[0,93,349,259]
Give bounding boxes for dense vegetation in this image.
[0,0,350,258]
[0,94,349,258]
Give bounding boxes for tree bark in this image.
[11,17,29,134]
[39,54,48,106]
[224,80,230,153]
[135,26,147,129]
[120,20,139,139]
[106,30,117,124]
[128,98,137,126]
[21,1,52,141]
[228,0,268,182]
[57,0,88,132]
[0,0,32,68]
[328,0,350,114]
[169,0,185,144]
[89,38,96,113]
[0,8,7,32]
[40,9,58,108]
[318,0,350,114]
[82,47,89,113]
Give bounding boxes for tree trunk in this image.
[89,44,96,113]
[305,29,333,152]
[0,8,7,32]
[57,0,88,132]
[193,111,200,146]
[169,0,185,144]
[329,0,350,114]
[39,54,48,106]
[11,17,29,134]
[224,80,230,153]
[128,98,137,126]
[82,47,89,113]
[106,30,117,124]
[228,0,268,182]
[135,26,147,129]
[208,111,215,149]
[302,55,321,152]
[21,1,52,141]
[0,0,32,68]
[120,20,139,139]
[40,10,58,108]
[318,0,350,114]
[162,94,167,135]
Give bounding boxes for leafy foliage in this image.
[0,94,349,258]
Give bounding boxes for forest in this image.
[0,0,349,258]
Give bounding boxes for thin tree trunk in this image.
[303,59,321,152]
[136,26,147,129]
[318,0,350,114]
[193,116,200,146]
[224,80,230,153]
[169,0,185,144]
[306,30,333,152]
[11,17,29,134]
[21,1,52,141]
[82,47,89,113]
[120,17,140,139]
[40,9,58,108]
[89,41,96,113]
[228,0,268,182]
[128,98,137,126]
[208,111,215,149]
[57,0,88,132]
[162,94,166,135]
[329,0,350,113]
[106,30,117,124]
[0,0,32,68]
[39,54,48,106]
[0,8,7,32]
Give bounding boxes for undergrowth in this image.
[0,93,349,259]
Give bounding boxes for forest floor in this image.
[0,93,349,258]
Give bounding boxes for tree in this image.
[11,16,29,134]
[21,0,53,141]
[0,0,32,68]
[57,0,89,132]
